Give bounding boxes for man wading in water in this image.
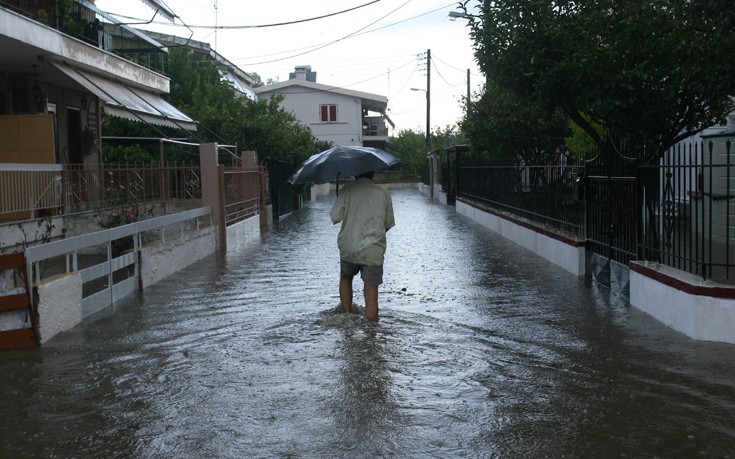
[330,170,395,320]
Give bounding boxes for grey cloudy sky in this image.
[96,0,483,134]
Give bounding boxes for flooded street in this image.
[1,188,735,458]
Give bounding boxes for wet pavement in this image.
[1,187,735,458]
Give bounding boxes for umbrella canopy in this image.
[288,146,400,185]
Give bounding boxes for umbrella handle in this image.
[336,172,340,196]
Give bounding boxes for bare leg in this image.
[339,273,354,313]
[364,284,379,320]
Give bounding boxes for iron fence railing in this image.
[458,161,585,238]
[268,160,296,220]
[222,169,261,226]
[456,139,735,283]
[638,140,734,283]
[0,163,201,221]
[0,164,63,220]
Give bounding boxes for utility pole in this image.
[467,68,471,115]
[425,49,431,152]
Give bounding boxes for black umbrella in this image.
[288,146,400,188]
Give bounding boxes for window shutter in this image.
[329,105,337,122]
[320,105,328,122]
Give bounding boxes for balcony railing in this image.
[0,163,201,222]
[362,117,388,137]
[0,0,168,75]
[0,164,62,220]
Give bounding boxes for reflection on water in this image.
[1,188,735,457]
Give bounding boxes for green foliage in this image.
[96,171,152,228]
[57,0,83,36]
[102,48,324,169]
[388,125,465,183]
[461,81,570,161]
[462,0,735,162]
[565,116,602,162]
[388,129,427,181]
[432,125,465,151]
[166,48,322,167]
[102,143,157,164]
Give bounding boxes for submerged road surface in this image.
[1,188,734,458]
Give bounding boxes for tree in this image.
[388,126,467,182]
[103,48,323,168]
[461,0,735,162]
[388,129,427,180]
[461,80,571,162]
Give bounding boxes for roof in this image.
[254,79,388,114]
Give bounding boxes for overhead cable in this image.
[188,0,383,29]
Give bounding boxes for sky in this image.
[94,0,484,135]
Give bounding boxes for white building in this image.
[254,65,393,149]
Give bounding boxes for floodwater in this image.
[1,188,735,458]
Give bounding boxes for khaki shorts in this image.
[340,260,383,285]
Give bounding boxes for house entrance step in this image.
[0,328,37,351]
[0,252,38,351]
[0,293,31,312]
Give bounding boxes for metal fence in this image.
[0,164,62,220]
[455,138,735,284]
[268,159,297,220]
[457,157,585,237]
[221,168,261,226]
[639,139,734,283]
[0,162,201,221]
[25,206,212,318]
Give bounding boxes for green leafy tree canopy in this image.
[461,0,735,162]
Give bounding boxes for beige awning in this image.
[138,0,178,22]
[53,62,197,131]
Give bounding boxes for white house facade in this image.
[254,66,393,149]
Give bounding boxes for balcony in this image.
[0,0,168,75]
[362,116,388,139]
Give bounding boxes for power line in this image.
[239,0,416,66]
[432,53,483,78]
[101,0,382,29]
[431,59,462,88]
[186,0,384,29]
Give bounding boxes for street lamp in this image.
[447,11,472,20]
[448,14,473,118]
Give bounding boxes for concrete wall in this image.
[140,226,217,289]
[630,261,735,344]
[37,272,82,344]
[426,185,735,344]
[456,199,586,276]
[0,216,65,251]
[34,224,216,343]
[225,215,260,253]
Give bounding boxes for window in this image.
[320,104,337,122]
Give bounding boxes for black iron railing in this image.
[455,139,735,283]
[458,159,585,238]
